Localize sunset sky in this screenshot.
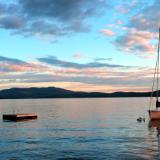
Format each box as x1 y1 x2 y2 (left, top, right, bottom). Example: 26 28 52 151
0 0 160 92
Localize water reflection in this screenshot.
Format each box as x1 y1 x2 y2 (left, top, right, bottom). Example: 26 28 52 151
1 98 160 159
149 120 160 136
148 119 160 159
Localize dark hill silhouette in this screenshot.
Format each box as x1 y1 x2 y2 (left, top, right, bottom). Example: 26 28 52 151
0 87 153 99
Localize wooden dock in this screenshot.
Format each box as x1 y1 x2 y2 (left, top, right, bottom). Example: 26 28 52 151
3 113 38 121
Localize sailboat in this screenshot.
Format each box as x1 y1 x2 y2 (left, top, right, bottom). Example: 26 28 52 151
148 28 160 120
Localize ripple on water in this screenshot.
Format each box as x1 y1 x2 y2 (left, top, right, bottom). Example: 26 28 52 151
0 98 160 159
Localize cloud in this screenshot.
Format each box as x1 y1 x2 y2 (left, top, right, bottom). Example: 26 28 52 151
0 55 132 77
0 55 154 92
0 56 138 78
111 0 159 57
0 15 24 29
0 2 6 15
0 68 153 92
0 56 27 65
100 29 115 36
114 28 155 56
72 53 83 60
114 0 138 15
0 56 48 73
94 58 112 61
115 5 129 14
98 0 158 57
0 0 106 38
128 0 160 32
37 56 132 69
116 20 123 25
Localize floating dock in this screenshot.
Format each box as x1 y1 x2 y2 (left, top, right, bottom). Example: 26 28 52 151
3 113 38 122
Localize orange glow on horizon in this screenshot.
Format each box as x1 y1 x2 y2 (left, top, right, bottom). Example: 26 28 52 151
0 81 151 93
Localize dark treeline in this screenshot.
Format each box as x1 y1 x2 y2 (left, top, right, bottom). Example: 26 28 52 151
0 87 154 99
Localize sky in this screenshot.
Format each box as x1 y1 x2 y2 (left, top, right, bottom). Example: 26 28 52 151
0 0 160 92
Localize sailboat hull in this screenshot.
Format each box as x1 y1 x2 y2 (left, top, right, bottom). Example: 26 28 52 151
148 110 160 120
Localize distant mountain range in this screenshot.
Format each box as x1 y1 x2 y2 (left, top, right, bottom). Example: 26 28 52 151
0 87 154 99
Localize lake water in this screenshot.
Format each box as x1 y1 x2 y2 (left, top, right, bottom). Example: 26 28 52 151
0 98 160 160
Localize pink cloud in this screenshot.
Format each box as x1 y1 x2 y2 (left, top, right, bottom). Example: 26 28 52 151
100 29 115 36
0 55 155 92
0 62 49 73
114 28 156 57
113 0 160 58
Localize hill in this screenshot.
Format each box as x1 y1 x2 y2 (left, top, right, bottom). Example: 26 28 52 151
0 87 153 99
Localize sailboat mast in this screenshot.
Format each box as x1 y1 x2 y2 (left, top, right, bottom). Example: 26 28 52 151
156 28 160 100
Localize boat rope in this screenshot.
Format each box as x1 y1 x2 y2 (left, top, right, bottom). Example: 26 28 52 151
149 28 160 110
149 56 158 109
156 28 160 101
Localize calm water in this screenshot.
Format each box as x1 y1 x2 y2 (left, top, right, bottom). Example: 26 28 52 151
0 98 160 160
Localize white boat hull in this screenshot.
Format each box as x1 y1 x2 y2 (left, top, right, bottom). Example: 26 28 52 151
148 110 160 120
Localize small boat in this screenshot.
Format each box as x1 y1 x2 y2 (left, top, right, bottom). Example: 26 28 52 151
148 28 160 120
3 113 38 122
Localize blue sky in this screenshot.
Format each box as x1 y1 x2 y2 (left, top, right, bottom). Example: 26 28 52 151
0 0 159 92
